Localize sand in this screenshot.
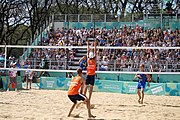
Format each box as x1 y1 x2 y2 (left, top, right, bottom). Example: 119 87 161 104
0 89 180 120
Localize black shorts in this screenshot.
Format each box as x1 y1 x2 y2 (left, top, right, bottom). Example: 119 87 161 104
86 75 95 86
68 94 86 104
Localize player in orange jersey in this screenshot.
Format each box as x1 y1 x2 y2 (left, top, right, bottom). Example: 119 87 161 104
67 68 95 118
84 40 97 105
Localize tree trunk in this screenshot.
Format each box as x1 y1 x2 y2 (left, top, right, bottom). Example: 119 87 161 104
120 0 128 19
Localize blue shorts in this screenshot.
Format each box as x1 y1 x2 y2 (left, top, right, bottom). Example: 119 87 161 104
137 82 146 89
82 67 86 71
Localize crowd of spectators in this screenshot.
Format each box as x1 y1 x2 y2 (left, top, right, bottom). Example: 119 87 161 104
26 25 179 72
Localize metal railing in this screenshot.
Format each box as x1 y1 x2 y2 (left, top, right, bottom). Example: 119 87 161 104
1 59 179 72
53 14 144 22
53 13 179 22
53 13 180 30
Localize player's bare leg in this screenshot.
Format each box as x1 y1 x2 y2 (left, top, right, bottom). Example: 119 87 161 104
89 85 95 109
89 85 93 101
7 83 11 91
84 98 96 118
84 85 88 96
30 81 32 89
67 103 76 117
137 89 141 103
140 89 144 104
76 101 84 109
26 80 28 89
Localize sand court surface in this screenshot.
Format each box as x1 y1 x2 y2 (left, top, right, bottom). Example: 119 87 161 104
0 89 180 120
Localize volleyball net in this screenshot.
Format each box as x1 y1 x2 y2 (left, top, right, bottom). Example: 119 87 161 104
0 45 180 83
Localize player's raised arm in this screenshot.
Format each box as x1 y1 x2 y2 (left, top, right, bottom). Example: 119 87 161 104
94 40 97 58
87 40 90 58
134 74 138 79
80 77 85 94
146 74 151 87
78 56 84 64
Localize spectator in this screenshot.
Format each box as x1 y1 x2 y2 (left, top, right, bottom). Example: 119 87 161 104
16 60 21 76
7 62 18 92
26 26 179 72
100 56 109 71
25 65 34 89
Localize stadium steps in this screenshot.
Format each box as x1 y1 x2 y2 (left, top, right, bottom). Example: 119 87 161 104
68 66 79 70
69 38 94 70
73 56 83 61
68 37 95 70
69 48 87 70
75 52 87 57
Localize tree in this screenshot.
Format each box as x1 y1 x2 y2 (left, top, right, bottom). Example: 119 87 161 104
166 1 173 13
0 0 54 58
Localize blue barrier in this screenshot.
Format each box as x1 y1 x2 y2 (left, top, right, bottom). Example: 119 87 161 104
1 76 22 90
40 77 180 96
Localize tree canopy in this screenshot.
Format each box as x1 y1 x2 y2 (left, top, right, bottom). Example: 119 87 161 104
0 0 179 57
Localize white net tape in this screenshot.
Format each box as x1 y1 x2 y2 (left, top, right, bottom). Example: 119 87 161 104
0 45 180 49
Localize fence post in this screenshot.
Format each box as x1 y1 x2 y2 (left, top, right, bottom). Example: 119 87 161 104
34 58 36 69
65 14 67 22
114 60 116 71
78 14 80 22
65 59 67 71
4 44 7 69
52 14 54 28
160 13 163 29
91 14 93 22
132 14 134 22
104 14 106 22
49 59 51 69
146 13 148 22
176 13 177 20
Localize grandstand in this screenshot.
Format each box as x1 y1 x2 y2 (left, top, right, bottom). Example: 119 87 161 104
1 2 180 120
18 18 180 72
0 13 179 73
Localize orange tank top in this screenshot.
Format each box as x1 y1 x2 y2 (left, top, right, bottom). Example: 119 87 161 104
68 76 81 95
87 59 96 75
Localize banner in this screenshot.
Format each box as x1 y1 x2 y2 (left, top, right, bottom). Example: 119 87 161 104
37 73 180 83
165 83 180 96
122 82 137 94
40 77 70 90
145 83 165 95
122 82 166 95
39 77 179 96
1 76 22 90
94 80 122 93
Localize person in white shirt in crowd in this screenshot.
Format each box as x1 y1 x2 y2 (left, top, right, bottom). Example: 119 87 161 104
25 65 34 89
100 56 109 71
7 62 18 92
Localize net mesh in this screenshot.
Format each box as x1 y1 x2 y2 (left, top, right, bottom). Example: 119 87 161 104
0 45 179 74
0 45 179 84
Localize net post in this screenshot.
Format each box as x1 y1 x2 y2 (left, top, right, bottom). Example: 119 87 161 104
4 44 7 69
114 60 116 71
